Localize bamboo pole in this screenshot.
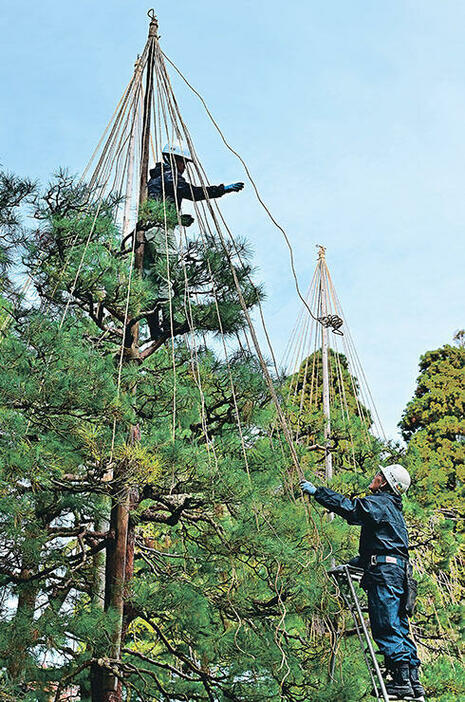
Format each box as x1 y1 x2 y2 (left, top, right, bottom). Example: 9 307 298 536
318 246 333 482
101 15 158 702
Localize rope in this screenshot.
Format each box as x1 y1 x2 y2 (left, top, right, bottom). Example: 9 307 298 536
153 63 178 441
161 50 343 338
157 55 283 384
16 49 148 447
142 59 320 630
145 57 220 468
153 51 256 487
154 54 303 478
59 77 145 329
281 246 385 482
110 79 143 460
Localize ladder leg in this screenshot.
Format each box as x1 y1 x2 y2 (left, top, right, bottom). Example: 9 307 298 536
329 630 339 681
341 589 382 697
343 566 390 702
331 571 381 697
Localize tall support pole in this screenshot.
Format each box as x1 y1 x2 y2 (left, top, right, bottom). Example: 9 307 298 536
318 246 333 483
121 58 142 238
122 12 158 618
136 14 157 258
93 59 143 625
101 16 158 702
128 12 157 357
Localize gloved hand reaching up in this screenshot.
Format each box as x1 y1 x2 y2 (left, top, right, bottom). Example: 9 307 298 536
300 479 316 496
224 182 244 193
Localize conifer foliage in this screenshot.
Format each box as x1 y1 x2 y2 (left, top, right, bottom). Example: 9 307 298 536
0 169 360 702
400 342 465 515
399 342 465 699
2 165 465 701
286 349 379 477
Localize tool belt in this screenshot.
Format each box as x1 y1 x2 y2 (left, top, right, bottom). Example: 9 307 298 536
369 554 407 567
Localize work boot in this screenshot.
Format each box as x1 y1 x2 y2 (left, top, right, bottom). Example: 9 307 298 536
386 663 414 699
409 665 426 700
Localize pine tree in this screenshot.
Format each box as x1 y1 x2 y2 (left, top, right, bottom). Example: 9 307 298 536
285 348 383 491
5 164 465 700
0 169 368 701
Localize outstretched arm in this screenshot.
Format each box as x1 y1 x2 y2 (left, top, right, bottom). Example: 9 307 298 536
314 487 369 525
300 479 376 526
179 179 244 202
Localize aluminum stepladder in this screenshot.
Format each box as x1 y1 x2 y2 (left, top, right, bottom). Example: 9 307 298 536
329 564 390 702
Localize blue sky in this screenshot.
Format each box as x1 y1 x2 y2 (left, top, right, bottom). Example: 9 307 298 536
1 1 464 439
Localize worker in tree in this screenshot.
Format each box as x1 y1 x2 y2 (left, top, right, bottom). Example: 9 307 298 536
147 141 244 216
300 465 425 701
141 141 244 340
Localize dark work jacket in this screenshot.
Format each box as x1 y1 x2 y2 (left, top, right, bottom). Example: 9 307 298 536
147 163 225 208
314 487 409 567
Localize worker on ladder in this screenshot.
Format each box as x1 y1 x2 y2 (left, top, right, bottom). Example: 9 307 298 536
300 465 425 701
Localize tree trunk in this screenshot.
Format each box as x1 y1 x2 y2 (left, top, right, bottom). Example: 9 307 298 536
7 563 39 680
100 471 130 702
115 486 139 700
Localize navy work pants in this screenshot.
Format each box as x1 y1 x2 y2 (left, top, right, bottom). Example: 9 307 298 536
362 563 421 667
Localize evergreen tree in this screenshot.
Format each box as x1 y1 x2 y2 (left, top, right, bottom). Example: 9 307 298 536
4 165 464 700
399 341 465 699
0 169 365 701
400 342 465 517
285 349 382 492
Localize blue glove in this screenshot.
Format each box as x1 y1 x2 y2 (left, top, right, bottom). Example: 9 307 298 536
224 182 244 193
300 479 316 496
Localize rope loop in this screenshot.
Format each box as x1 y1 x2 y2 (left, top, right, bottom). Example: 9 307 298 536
147 9 159 38
317 314 344 335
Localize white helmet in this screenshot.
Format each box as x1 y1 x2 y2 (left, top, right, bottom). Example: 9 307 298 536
380 464 411 495
162 140 192 162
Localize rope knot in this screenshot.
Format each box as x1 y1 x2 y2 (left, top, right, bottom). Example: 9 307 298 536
317 314 344 335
